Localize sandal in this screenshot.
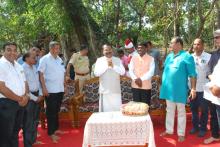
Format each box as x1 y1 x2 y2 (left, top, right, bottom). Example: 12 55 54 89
204 137 220 144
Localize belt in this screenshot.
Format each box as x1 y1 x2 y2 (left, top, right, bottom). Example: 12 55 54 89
31 91 39 97
75 72 90 76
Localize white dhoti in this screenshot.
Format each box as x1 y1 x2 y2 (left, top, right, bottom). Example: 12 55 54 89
99 93 122 112
94 56 126 112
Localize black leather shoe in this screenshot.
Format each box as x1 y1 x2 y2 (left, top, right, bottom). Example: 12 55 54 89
197 130 206 137
189 128 198 134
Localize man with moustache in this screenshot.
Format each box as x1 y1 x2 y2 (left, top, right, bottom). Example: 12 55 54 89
189 38 210 137
94 44 125 112
0 42 29 147
66 45 90 92
38 41 65 143
160 37 197 142
129 42 155 106
22 52 44 146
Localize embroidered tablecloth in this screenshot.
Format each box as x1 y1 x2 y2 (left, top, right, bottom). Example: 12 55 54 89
82 111 156 147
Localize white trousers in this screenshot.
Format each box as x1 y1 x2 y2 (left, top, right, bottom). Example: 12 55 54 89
165 100 186 136
99 93 122 112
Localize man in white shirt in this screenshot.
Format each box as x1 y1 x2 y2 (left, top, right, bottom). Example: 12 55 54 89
203 59 220 144
203 30 220 144
22 52 44 146
38 41 65 143
0 42 29 147
94 44 125 112
189 38 211 137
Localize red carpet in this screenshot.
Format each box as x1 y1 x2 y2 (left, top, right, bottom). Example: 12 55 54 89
19 115 220 147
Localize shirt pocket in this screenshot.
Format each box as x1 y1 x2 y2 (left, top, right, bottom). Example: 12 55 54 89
170 61 181 68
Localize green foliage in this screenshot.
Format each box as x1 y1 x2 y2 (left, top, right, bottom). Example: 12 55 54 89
0 0 219 53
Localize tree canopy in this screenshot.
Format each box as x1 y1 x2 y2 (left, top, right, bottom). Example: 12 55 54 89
0 0 219 58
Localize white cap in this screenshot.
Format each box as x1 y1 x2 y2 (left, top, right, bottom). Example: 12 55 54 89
214 29 220 37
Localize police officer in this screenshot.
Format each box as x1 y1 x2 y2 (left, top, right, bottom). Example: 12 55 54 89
66 45 90 92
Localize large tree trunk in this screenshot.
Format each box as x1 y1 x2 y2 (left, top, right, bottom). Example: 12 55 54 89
195 0 217 38
186 0 193 44
173 0 180 37
60 31 80 60
216 2 220 29
115 0 120 46
57 0 106 60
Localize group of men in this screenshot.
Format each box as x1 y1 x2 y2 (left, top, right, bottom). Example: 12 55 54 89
0 41 66 146
90 31 220 145
0 38 160 146
1 28 220 147
160 30 220 144
93 42 160 111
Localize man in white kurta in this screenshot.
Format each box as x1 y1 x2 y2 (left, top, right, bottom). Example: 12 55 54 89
94 44 125 112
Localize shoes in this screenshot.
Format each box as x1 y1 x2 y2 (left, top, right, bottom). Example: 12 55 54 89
50 134 60 143
160 131 173 137
197 131 206 137
178 136 185 142
55 130 66 135
189 128 198 134
204 137 220 144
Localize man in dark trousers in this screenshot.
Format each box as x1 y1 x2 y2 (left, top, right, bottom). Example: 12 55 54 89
38 41 66 143
0 42 29 147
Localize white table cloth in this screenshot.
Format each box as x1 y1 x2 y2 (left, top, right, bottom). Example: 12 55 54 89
82 111 156 147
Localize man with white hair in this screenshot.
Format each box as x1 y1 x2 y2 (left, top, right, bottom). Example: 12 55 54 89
38 41 65 143
203 29 220 144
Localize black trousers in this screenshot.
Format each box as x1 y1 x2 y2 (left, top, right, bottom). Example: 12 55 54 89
22 100 40 147
0 98 23 147
208 100 220 138
45 92 64 135
132 88 151 105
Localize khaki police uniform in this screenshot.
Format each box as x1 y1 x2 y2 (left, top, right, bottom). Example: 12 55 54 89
69 52 90 92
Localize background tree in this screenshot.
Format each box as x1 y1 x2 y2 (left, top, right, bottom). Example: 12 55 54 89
0 0 219 62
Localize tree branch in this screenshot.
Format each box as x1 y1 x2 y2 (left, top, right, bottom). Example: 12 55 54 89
204 0 217 20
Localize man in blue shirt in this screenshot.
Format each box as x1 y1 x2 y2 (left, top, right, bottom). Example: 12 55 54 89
22 52 44 146
38 41 65 143
17 47 41 67
160 37 197 142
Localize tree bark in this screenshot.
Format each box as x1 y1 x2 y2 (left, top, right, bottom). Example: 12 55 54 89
127 0 148 42
57 0 106 59
195 0 217 38
216 2 220 29
115 0 120 46
173 0 180 37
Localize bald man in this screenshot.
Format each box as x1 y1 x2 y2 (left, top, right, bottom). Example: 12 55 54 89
94 44 125 112
189 38 211 137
